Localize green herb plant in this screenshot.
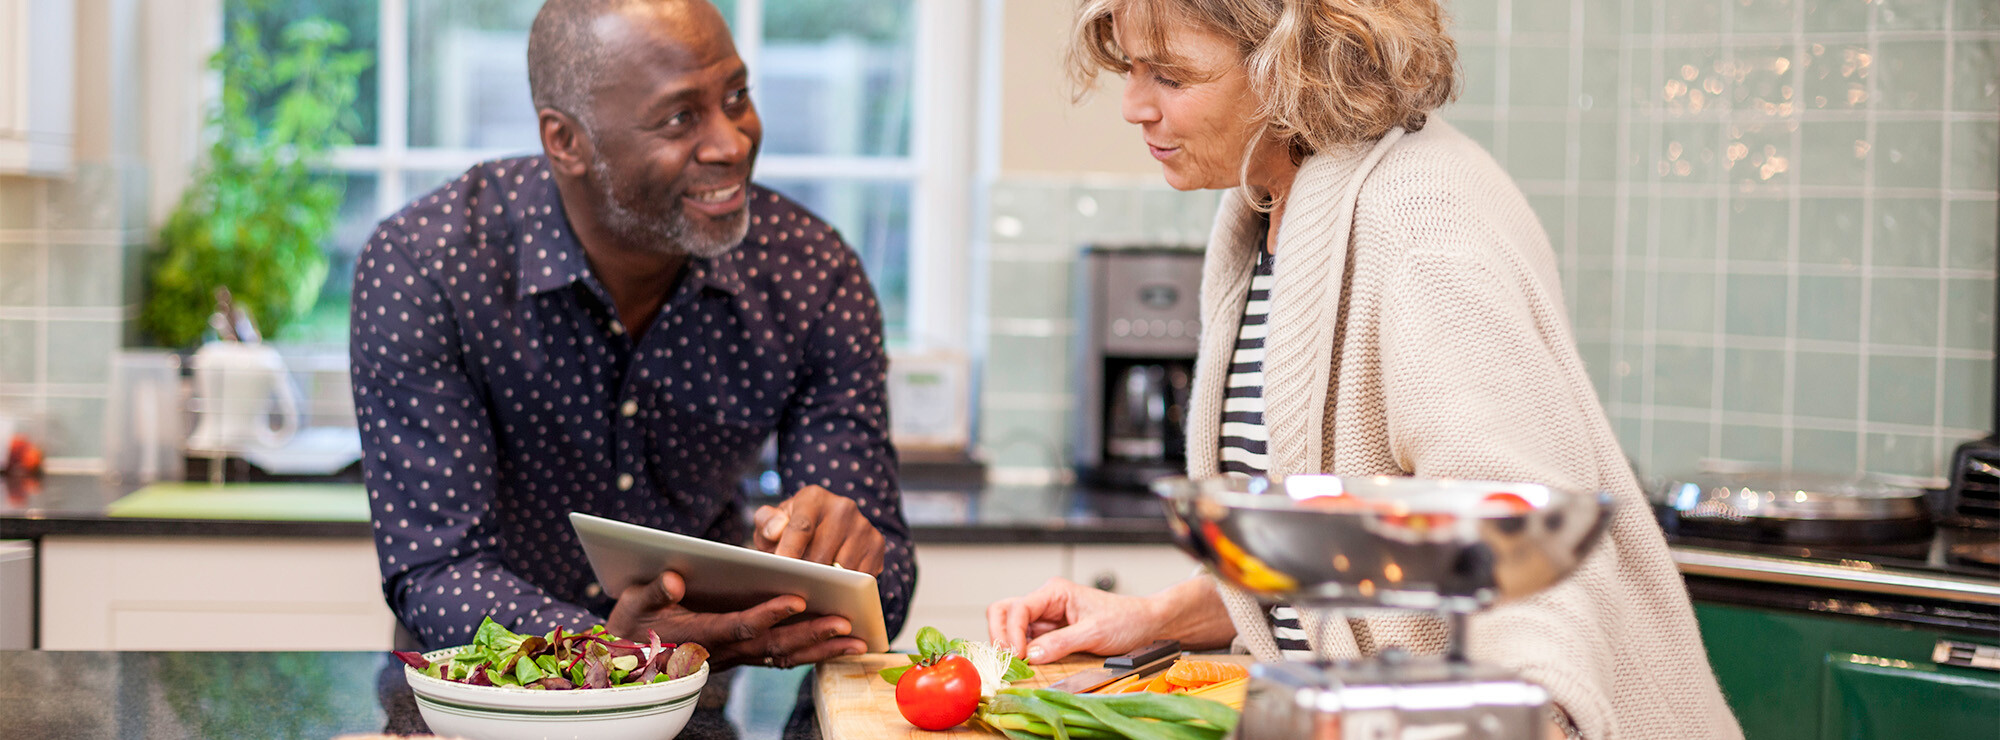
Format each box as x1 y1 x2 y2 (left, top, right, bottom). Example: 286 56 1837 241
142 10 371 347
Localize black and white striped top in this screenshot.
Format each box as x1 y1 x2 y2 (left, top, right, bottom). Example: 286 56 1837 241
1217 246 1315 661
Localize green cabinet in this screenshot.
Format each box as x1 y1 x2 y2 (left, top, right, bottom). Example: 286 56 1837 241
1693 602 2000 740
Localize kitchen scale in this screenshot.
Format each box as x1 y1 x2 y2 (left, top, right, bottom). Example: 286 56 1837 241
1153 475 1615 740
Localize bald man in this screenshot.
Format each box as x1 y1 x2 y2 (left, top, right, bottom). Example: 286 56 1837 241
350 0 913 669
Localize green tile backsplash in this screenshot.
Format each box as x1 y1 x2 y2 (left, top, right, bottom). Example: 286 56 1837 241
970 0 1995 482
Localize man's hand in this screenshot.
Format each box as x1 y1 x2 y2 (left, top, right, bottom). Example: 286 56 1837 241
607 571 865 669
752 485 887 575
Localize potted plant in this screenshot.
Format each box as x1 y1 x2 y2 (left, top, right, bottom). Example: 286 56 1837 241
142 11 371 347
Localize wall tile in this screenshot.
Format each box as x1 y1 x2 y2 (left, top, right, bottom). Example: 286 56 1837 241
1584 0 1624 36
1514 0 1572 34
1727 197 1791 263
1653 343 1716 408
1734 0 1798 34
1071 186 1142 245
1953 40 2000 113
46 164 122 232
43 396 107 459
1870 198 1943 268
1868 276 1941 347
986 258 1074 321
1618 342 1647 403
1875 41 1948 110
1731 46 1797 114
1867 354 1937 425
44 321 118 386
1509 122 1574 182
1580 121 1619 181
1510 47 1575 109
1876 0 1947 31
1529 195 1568 250
1802 0 1871 33
1723 347 1787 414
1943 277 1995 352
1581 49 1619 111
1798 121 1869 186
988 181 1071 246
1577 194 1618 254
1628 0 1658 34
1794 350 1860 420
48 244 124 308
1447 0 1499 33
1792 427 1859 474
1956 0 2000 30
1656 271 1718 333
1579 340 1615 400
1623 271 1650 335
1946 199 1998 271
1650 419 1714 477
1720 423 1785 466
1658 43 1724 109
0 244 42 307
983 333 1072 396
1727 273 1790 336
1459 43 1500 107
1658 121 1722 183
977 405 1071 470
1941 358 1993 431
1658 196 1720 258
1803 42 1871 110
1727 122 1797 188
1452 117 1498 153
1950 122 2000 191
1874 122 1945 190
0 179 40 230
1796 275 1863 342
1798 198 1865 267
1574 266 1617 333
0 320 35 383
1663 0 1724 34
1866 432 1936 477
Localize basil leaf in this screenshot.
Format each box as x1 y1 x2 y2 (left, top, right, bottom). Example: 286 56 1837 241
879 663 912 685
915 626 948 659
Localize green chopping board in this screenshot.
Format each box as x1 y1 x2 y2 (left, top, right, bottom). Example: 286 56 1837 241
105 482 368 521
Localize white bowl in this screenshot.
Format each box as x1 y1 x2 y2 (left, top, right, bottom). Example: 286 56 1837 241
405 646 709 740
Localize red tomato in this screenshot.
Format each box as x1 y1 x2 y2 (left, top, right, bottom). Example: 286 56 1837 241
894 654 982 730
1482 492 1534 513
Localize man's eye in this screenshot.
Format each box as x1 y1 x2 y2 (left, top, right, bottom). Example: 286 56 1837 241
726 87 751 106
665 111 691 127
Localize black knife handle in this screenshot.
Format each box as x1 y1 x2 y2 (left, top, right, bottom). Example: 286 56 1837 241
1104 639 1181 669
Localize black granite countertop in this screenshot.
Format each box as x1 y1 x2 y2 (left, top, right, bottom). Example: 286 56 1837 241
0 650 820 739
0 474 1178 544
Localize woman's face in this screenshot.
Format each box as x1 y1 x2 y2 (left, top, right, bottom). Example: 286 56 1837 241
1113 13 1282 192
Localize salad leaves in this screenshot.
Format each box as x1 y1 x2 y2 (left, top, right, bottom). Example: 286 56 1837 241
880 626 1034 696
393 617 707 690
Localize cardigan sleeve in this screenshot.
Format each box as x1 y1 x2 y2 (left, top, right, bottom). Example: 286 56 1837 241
1372 240 1629 739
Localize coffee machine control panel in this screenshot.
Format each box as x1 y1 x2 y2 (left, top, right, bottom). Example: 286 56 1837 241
1094 250 1203 357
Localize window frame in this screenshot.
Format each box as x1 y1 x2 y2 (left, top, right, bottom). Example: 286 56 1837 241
322 0 974 348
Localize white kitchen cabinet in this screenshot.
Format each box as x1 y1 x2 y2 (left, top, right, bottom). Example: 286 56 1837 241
38 535 395 651
0 0 74 176
898 543 1191 652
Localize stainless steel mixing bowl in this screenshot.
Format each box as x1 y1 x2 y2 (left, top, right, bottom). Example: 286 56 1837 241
1151 475 1614 613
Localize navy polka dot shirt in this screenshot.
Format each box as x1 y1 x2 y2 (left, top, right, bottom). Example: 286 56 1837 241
349 155 913 650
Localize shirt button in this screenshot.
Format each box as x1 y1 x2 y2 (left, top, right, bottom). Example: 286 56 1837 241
583 582 602 598
617 473 634 491
621 400 638 417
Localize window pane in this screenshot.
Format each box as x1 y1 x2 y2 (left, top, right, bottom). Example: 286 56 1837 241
223 0 381 146
406 1 540 151
282 172 379 344
758 0 915 157
758 178 911 342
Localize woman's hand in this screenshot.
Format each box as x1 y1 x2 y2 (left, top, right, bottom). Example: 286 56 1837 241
986 577 1166 664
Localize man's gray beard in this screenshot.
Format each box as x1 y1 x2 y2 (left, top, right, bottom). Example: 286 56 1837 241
590 158 749 260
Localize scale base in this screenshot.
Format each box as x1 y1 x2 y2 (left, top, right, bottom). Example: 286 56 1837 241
1237 655 1551 740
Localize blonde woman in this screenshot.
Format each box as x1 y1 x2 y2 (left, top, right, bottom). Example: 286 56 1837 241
984 1 1741 738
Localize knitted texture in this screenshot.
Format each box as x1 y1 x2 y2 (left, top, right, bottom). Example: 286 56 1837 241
1186 120 1742 740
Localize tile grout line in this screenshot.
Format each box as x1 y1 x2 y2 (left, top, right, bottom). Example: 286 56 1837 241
1639 0 1668 473
1709 1 1737 465
1782 0 1808 470
1605 0 1636 431
1931 0 1958 478
1853 1 1881 476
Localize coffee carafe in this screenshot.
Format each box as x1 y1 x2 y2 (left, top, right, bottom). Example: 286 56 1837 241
1076 248 1202 489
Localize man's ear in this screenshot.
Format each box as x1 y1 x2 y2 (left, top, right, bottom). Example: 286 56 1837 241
540 108 594 178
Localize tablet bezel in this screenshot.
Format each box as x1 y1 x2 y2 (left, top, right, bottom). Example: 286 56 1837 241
568 512 890 652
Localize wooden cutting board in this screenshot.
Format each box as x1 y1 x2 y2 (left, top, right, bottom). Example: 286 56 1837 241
813 653 1252 739
815 653 1100 739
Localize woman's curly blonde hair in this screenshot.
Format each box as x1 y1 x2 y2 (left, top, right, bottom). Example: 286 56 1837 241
1067 0 1459 159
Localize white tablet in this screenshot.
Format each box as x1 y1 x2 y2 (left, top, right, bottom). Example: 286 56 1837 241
568 512 890 652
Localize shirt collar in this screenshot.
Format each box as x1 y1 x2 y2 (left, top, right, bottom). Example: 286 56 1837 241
509 157 751 300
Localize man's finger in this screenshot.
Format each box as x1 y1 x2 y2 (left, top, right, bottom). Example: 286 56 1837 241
833 536 885 576
731 594 807 639
617 570 687 613
802 513 849 565
774 635 869 667
752 506 787 551
773 509 816 560
757 616 853 660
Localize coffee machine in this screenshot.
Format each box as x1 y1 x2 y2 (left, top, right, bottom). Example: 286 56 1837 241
1074 247 1204 489
1153 475 1614 739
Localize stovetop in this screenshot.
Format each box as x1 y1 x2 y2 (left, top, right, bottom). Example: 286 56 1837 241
1657 508 2000 581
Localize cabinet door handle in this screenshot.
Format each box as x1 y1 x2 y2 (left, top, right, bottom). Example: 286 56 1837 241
1933 640 2000 672
1092 572 1118 592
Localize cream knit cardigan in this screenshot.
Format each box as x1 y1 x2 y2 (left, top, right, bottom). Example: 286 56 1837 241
1186 121 1742 740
